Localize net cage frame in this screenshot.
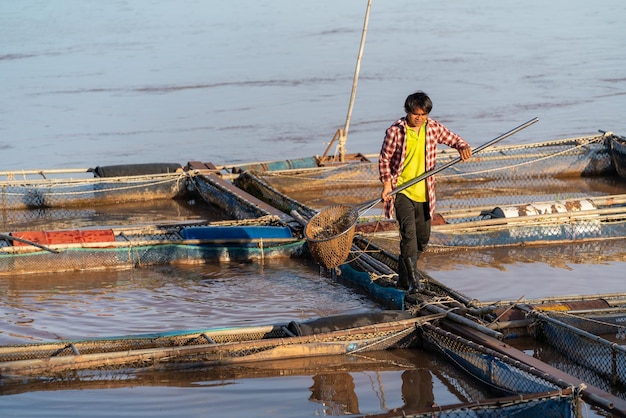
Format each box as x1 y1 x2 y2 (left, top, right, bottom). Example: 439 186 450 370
258 133 614 215
528 309 626 389
412 322 587 416
364 388 580 418
0 317 428 377
0 171 190 210
0 317 592 416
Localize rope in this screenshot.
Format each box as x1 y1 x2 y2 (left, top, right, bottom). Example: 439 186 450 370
260 136 602 184
349 326 415 353
342 219 401 267
441 136 603 179
367 272 396 282
343 237 377 266
260 162 378 182
263 175 378 185
544 309 626 336
0 172 188 197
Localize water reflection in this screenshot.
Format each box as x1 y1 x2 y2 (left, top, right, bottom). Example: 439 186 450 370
425 238 626 271
400 369 435 411
0 349 493 417
307 368 437 415
422 239 626 302
309 372 359 415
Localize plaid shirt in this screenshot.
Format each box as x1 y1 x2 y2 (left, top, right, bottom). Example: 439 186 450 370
378 117 470 219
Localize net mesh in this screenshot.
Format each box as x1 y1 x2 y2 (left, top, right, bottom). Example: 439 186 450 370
376 390 579 418
0 216 294 275
426 216 625 250
249 134 626 251
0 321 421 375
420 323 561 395
0 311 588 416
401 323 584 417
257 134 615 214
0 172 188 210
304 204 358 268
0 326 285 362
530 310 626 389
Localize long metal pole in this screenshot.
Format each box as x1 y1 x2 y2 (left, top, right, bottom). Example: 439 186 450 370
338 0 372 162
390 117 540 195
357 117 540 215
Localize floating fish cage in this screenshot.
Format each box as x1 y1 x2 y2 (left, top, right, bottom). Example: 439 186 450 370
410 323 585 418
0 217 302 275
252 134 617 210
0 312 586 417
0 313 425 377
234 133 626 253
526 307 626 390
0 164 188 210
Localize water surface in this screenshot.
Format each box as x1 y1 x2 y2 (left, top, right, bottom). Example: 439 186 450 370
1 0 625 416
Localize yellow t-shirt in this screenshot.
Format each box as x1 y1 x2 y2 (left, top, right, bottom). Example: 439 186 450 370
397 123 427 202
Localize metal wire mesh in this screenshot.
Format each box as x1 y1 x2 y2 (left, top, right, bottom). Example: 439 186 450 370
379 390 579 418
305 204 358 268
0 323 420 376
258 134 613 213
420 323 562 395
0 173 188 210
428 218 611 248
531 310 626 388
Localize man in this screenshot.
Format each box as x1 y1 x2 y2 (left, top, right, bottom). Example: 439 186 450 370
379 91 472 293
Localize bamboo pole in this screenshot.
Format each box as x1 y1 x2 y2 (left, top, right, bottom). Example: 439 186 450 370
0 237 302 255
434 206 626 233
0 168 90 178
338 0 372 162
0 314 444 376
474 292 626 308
437 194 626 221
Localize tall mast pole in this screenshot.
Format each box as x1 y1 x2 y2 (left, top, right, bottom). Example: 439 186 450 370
338 0 372 162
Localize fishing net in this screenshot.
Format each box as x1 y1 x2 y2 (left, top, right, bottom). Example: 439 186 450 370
255 134 614 214
304 204 359 268
529 309 626 388
0 172 189 210
0 216 295 276
0 317 424 377
365 389 580 418
406 322 585 417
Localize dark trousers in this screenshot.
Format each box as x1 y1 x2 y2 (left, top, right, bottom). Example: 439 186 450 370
394 193 431 260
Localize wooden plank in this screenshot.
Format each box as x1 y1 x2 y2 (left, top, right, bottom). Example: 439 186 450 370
199 172 296 224
186 161 220 174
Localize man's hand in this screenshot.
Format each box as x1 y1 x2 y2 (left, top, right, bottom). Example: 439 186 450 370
458 146 472 161
381 182 393 202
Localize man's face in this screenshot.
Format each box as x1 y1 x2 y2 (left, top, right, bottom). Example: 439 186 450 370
406 108 428 128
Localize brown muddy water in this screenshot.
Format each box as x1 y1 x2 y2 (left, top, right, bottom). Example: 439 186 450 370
1 256 622 418
2 0 626 416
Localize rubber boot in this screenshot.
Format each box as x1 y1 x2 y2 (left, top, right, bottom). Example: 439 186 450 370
404 256 423 294
396 258 410 290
